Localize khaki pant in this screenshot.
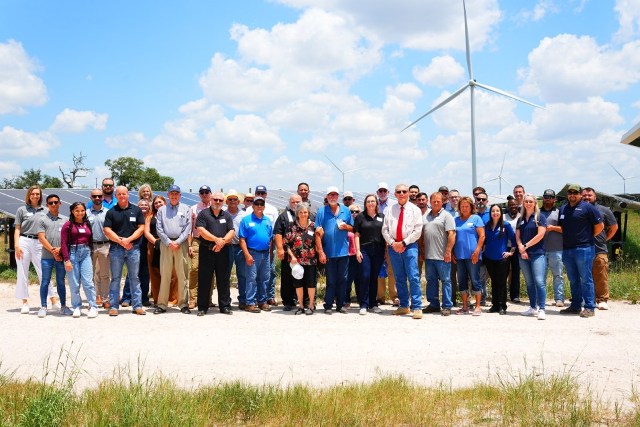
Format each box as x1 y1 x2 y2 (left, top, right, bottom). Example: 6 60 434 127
188 239 216 307
377 247 397 302
148 241 178 305
92 242 111 300
158 241 189 309
593 253 609 303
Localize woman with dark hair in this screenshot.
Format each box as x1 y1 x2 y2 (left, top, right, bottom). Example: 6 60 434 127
284 202 317 315
483 204 515 315
145 195 178 305
354 194 385 315
453 196 485 316
61 202 98 318
14 185 58 313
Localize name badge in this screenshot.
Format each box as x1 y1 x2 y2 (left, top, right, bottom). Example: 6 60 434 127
178 212 184 217
307 230 314 236
467 222 474 227
219 219 226 224
130 217 136 222
376 217 383 222
560 215 565 219
58 227 62 232
249 222 256 227
79 228 86 233
26 212 33 217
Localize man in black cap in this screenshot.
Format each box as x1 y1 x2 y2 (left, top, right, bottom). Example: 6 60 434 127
189 184 213 309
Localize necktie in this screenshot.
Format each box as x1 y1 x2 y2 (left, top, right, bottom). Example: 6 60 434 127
396 205 404 242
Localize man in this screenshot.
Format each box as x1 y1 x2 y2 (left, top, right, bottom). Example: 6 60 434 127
37 194 72 317
195 191 235 316
376 182 397 305
416 192 429 281
558 184 604 318
88 188 111 308
382 184 424 319
103 186 146 316
315 186 354 314
342 191 355 207
154 185 191 315
88 178 117 209
242 192 254 211
408 185 420 204
274 194 302 310
297 182 316 218
422 192 456 316
239 196 273 312
540 189 565 307
188 185 212 309
225 190 247 309
513 185 525 210
447 189 460 216
582 187 618 310
503 198 521 302
473 190 490 306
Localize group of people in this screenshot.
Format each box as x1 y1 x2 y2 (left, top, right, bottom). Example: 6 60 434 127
12 178 617 320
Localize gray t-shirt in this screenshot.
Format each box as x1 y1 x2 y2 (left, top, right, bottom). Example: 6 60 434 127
423 208 456 260
37 212 68 259
88 205 108 242
15 205 45 235
540 208 563 252
594 204 617 254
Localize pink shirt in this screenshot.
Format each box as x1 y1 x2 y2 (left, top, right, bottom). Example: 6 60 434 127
61 221 93 261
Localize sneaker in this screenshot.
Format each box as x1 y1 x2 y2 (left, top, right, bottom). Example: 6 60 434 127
338 307 348 314
72 307 81 318
371 306 382 314
560 306 581 315
597 301 609 310
51 302 61 311
441 308 451 316
37 307 47 318
20 304 30 314
555 300 565 307
412 309 423 319
521 307 538 317
359 308 367 315
87 307 98 318
108 308 119 316
511 297 521 303
392 307 410 316
60 306 73 316
537 309 546 320
324 308 333 315
422 305 441 314
121 301 130 308
259 303 271 312
580 309 595 318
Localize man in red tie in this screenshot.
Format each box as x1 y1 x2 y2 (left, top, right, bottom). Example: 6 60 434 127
382 184 424 319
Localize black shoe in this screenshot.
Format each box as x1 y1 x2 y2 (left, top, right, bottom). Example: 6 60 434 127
180 307 191 314
153 307 166 314
283 305 293 312
220 307 232 315
560 306 581 315
142 300 151 307
489 305 501 313
422 305 441 313
197 310 206 316
499 309 506 315
295 307 305 315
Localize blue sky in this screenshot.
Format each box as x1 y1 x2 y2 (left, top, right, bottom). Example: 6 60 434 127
1 0 639 197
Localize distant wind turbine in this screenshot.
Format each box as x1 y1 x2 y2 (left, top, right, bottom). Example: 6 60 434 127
485 152 511 194
324 154 365 193
609 163 637 194
402 0 544 189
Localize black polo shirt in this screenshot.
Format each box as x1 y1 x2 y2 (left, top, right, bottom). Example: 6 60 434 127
558 200 602 249
196 207 234 241
273 208 295 236
104 202 145 243
353 212 385 248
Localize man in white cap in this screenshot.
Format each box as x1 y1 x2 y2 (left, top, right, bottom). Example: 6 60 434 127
225 189 248 309
342 191 355 207
188 184 212 309
376 182 398 305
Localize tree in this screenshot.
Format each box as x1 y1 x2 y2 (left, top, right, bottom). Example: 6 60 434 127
0 168 63 189
104 156 174 190
59 152 93 188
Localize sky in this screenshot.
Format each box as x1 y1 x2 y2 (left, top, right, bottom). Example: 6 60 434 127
1 0 640 197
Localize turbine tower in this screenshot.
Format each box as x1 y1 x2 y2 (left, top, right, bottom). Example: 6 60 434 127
324 154 365 193
486 152 511 194
402 0 544 188
609 163 637 194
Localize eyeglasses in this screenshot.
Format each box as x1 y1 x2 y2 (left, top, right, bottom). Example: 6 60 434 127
102 184 114 188
351 210 360 214
567 191 579 195
227 198 238 202
395 190 408 194
212 198 224 202
48 201 60 205
199 191 211 195
343 197 353 201
91 195 103 199
476 198 487 202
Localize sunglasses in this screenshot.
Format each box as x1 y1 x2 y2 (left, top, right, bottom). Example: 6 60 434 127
244 199 254 203
476 198 487 202
227 198 239 202
199 191 211 195
351 210 360 214
102 184 114 187
212 198 224 202
91 195 103 199
395 190 408 194
567 191 579 195
543 195 555 199
256 192 266 195
47 201 60 205
253 202 265 206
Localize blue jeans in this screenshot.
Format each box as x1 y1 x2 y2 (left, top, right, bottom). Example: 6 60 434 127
563 246 596 310
109 245 142 309
388 243 422 310
245 249 269 305
545 250 564 302
357 244 384 309
40 258 66 308
268 247 276 300
228 245 247 304
67 245 97 309
324 256 348 310
457 259 482 295
344 254 359 305
425 259 453 309
519 253 547 310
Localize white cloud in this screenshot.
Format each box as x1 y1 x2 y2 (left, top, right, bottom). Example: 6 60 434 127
50 108 108 133
105 132 146 149
514 1 559 23
614 0 640 42
413 55 465 87
0 161 21 179
0 126 59 157
0 40 47 115
519 34 640 103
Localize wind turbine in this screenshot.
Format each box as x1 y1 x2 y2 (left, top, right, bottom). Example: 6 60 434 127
485 152 511 194
402 0 544 189
609 163 637 194
324 154 365 193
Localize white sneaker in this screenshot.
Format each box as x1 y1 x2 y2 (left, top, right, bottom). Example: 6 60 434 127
597 301 609 310
359 308 367 315
521 307 538 316
72 307 81 318
537 309 546 320
372 306 382 314
37 307 47 318
87 307 98 318
20 304 30 314
50 301 61 311
555 300 564 307
60 306 73 316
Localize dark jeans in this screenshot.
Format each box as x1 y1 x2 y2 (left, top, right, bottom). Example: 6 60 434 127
344 254 359 305
279 257 296 307
508 251 521 300
324 256 348 310
485 258 509 309
40 258 66 308
198 245 230 312
121 238 149 305
357 244 384 309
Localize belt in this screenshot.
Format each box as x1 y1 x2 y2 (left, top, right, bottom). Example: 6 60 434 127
20 234 38 239
93 240 109 244
249 248 268 253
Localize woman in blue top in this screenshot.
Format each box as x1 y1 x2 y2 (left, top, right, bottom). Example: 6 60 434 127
483 204 515 315
453 196 485 316
516 194 548 320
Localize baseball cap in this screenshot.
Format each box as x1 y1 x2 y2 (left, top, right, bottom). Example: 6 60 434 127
199 185 211 193
255 185 267 193
543 189 556 198
377 182 389 191
343 191 354 199
439 186 449 192
167 185 181 193
567 184 581 193
326 186 340 195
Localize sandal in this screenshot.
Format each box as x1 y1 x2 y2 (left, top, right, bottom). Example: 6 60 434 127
472 309 482 316
304 307 314 315
392 298 400 307
456 308 470 315
295 307 305 315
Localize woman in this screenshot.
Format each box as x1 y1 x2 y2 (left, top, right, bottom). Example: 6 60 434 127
61 202 98 318
344 203 361 309
14 185 58 313
483 204 515 315
354 194 385 315
145 195 178 305
453 196 485 316
516 194 548 320
284 203 317 315
138 184 153 203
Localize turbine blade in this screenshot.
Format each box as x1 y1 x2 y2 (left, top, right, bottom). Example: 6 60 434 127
463 0 473 80
486 177 500 182
324 154 343 174
499 152 506 175
474 81 544 109
402 83 469 132
344 166 367 174
608 163 624 179
502 177 512 185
